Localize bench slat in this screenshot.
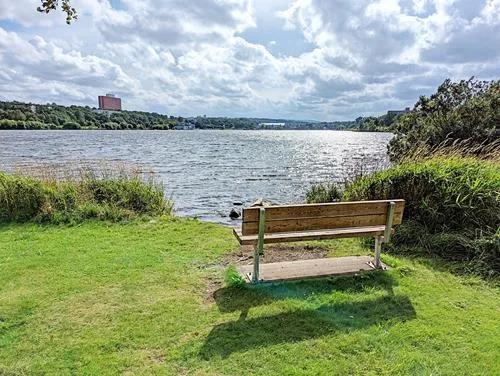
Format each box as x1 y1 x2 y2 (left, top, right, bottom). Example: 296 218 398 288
233 226 387 245
241 200 404 236
242 199 405 223
242 213 401 235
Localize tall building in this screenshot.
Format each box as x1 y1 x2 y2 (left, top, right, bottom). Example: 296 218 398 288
387 107 410 116
98 94 121 111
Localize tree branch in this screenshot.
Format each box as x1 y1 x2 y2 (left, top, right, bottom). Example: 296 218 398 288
37 0 78 24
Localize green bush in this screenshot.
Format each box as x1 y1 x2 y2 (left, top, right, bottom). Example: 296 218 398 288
83 178 168 215
0 170 173 224
62 121 81 130
306 158 499 277
344 158 499 277
0 119 18 129
0 174 47 221
104 121 121 130
344 158 499 232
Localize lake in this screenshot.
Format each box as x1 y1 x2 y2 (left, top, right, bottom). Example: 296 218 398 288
0 130 393 223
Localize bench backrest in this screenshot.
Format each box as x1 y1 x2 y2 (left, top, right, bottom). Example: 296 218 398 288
241 199 405 235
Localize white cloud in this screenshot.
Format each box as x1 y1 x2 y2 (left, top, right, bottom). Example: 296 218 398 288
274 0 500 117
98 0 255 48
0 0 498 119
0 27 138 104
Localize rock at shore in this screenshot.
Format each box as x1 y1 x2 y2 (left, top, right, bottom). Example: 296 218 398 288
229 209 240 220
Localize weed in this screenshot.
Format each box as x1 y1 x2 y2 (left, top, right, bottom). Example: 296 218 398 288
225 265 246 288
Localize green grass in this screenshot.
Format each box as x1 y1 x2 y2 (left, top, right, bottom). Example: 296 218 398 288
1 220 499 375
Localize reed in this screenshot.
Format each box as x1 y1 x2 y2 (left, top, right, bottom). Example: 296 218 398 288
0 162 173 223
398 138 500 164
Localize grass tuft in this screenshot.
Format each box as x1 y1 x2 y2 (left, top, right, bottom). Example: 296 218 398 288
224 265 247 288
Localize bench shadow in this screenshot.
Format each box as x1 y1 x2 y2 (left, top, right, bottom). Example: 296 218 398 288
214 271 396 316
200 273 415 359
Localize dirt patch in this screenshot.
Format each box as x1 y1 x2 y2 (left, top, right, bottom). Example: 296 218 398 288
203 275 222 304
203 244 331 303
223 244 330 265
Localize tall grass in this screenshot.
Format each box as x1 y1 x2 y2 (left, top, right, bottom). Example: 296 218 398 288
344 158 499 232
306 156 500 278
345 157 499 276
0 163 173 223
306 183 343 203
397 138 500 164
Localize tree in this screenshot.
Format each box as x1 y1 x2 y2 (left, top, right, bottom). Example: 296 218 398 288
388 78 500 162
37 0 77 24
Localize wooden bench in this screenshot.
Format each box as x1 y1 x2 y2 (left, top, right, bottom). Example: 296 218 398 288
233 199 405 283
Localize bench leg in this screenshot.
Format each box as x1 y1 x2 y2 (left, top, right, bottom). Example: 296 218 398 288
374 235 382 268
252 207 266 283
252 243 260 283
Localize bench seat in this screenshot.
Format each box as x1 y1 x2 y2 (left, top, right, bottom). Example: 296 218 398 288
233 225 388 245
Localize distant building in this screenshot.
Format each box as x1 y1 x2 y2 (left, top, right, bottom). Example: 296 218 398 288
98 94 121 111
30 105 37 113
173 123 196 130
387 107 410 117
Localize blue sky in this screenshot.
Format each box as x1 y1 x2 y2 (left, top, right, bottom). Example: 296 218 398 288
0 0 499 120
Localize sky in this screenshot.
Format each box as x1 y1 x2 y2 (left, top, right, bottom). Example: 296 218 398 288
0 0 499 120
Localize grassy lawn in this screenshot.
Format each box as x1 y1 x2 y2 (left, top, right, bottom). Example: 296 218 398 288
0 219 498 375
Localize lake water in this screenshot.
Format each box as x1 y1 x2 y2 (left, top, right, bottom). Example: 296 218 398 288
0 130 392 223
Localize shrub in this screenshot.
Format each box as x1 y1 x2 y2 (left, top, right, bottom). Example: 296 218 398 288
104 121 121 130
0 166 173 224
343 158 499 233
0 174 47 222
306 157 499 277
0 119 19 129
306 183 343 203
83 178 168 215
343 158 500 277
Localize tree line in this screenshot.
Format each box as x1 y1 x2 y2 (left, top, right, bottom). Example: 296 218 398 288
0 101 358 130
0 102 183 130
1 78 497 140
